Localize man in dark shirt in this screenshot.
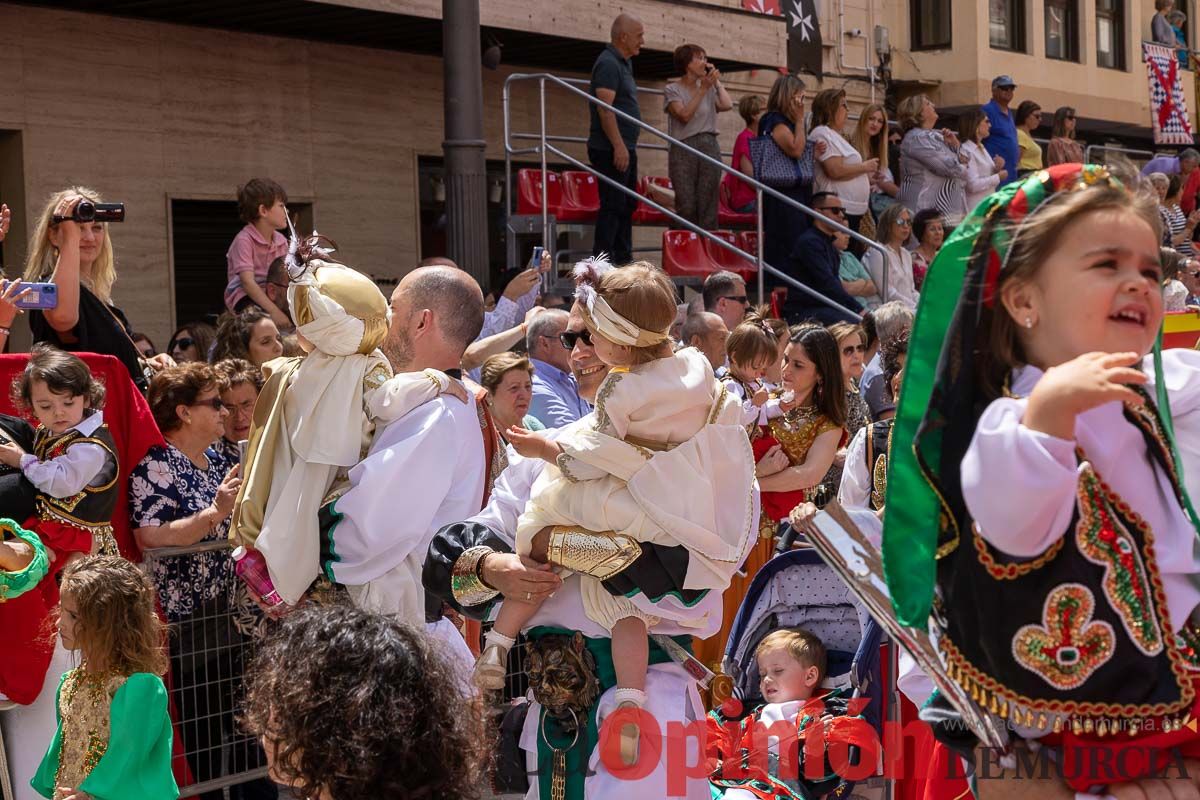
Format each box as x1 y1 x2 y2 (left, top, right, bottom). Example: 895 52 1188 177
782 192 861 325
589 13 644 265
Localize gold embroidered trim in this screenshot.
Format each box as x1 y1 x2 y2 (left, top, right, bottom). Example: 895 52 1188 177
591 369 626 436
973 521 1065 580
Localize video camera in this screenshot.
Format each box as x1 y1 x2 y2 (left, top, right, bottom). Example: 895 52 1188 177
51 200 125 224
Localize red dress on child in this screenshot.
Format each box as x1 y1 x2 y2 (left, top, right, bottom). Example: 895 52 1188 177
0 354 162 704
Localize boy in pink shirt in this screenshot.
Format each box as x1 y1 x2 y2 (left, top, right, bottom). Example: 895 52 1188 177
225 178 290 328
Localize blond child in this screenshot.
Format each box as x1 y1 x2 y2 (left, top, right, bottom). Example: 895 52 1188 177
32 555 177 799
479 258 758 762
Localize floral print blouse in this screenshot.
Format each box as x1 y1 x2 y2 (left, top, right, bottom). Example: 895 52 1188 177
129 443 233 621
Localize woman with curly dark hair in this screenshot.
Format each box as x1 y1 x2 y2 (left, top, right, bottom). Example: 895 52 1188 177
210 307 283 367
243 604 490 800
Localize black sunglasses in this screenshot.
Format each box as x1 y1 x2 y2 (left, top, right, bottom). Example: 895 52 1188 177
171 337 195 350
191 397 226 411
818 206 847 217
559 329 593 349
723 294 750 305
841 344 867 356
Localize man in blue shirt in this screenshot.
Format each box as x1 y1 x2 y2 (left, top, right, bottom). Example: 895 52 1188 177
526 309 591 428
982 75 1019 186
783 192 861 325
589 13 644 265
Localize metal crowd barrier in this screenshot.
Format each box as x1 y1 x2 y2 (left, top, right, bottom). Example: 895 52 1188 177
141 540 272 797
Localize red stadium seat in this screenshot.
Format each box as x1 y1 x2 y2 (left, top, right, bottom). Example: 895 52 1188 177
633 176 672 225
737 231 761 264
718 194 757 227
662 229 718 278
560 171 600 222
516 168 564 217
704 230 758 282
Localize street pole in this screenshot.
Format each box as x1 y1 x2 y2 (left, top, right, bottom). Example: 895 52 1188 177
442 0 489 289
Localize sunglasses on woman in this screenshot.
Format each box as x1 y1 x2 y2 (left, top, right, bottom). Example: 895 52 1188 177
559 329 593 350
171 338 195 350
842 344 867 356
191 397 226 411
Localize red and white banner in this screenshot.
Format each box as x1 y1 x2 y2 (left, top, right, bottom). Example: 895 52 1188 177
1143 42 1195 145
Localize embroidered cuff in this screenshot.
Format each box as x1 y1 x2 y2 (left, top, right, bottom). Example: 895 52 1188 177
0 521 50 603
556 452 582 483
18 453 37 472
451 545 500 608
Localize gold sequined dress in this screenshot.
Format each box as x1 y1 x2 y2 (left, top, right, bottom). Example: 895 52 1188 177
32 669 178 799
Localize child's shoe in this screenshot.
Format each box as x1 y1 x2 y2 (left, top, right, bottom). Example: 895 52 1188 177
473 630 516 690
613 687 647 766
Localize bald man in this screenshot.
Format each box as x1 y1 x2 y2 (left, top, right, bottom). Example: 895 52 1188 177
320 265 489 638
589 13 645 264
681 311 729 371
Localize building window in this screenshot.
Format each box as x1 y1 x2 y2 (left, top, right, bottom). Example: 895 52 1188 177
1096 0 1124 70
990 0 1026 51
1045 0 1079 60
911 0 952 50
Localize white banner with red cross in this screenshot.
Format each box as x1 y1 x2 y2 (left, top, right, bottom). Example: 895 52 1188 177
1144 42 1195 145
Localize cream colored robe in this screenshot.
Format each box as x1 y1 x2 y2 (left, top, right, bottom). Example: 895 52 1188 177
515 347 758 630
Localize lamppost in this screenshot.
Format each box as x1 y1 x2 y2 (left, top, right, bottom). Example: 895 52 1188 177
442 0 489 288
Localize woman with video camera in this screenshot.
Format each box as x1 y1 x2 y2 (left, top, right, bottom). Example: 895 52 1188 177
22 188 173 392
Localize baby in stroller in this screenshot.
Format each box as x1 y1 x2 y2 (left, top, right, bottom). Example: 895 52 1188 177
707 627 876 800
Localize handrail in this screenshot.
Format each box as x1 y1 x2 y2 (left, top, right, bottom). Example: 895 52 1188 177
1084 143 1156 164
503 72 886 318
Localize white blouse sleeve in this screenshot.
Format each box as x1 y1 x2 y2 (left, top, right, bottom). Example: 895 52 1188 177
837 427 873 512
961 397 1080 558
19 442 108 498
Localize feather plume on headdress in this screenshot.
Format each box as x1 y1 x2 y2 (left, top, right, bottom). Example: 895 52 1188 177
571 253 614 307
284 215 337 285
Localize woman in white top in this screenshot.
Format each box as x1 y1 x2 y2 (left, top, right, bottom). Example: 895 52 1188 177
863 203 919 309
958 107 1007 213
808 88 877 241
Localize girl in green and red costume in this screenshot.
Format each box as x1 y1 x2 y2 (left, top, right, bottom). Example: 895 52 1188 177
884 162 1200 793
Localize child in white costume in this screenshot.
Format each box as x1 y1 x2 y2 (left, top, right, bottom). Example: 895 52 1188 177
232 233 464 606
478 258 757 752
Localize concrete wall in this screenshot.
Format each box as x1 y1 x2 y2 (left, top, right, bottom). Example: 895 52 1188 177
0 1 886 344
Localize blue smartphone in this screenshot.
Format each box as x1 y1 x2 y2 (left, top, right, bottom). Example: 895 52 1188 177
530 246 545 269
14 282 58 310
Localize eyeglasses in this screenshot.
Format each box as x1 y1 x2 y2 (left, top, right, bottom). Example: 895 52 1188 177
818 206 847 217
191 397 226 412
559 329 594 350
723 295 750 305
896 218 912 227
171 338 195 350
842 344 867 356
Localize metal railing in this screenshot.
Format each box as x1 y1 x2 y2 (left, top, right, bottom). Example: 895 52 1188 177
1084 143 1157 165
142 540 272 796
503 72 891 318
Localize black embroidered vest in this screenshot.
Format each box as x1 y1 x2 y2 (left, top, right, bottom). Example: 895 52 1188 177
32 422 119 531
934 399 1200 733
865 419 892 513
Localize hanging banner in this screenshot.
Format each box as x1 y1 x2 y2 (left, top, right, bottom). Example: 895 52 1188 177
786 0 823 77
1144 41 1194 145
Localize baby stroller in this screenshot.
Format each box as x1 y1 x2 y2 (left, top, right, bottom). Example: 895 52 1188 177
719 546 890 800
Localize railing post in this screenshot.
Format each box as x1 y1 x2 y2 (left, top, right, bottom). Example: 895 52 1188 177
756 186 765 307
539 77 550 269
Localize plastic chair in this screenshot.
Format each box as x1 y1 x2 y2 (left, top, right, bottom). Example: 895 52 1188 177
632 176 672 225
560 171 600 222
516 168 563 217
718 194 757 228
704 230 758 283
662 229 718 278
